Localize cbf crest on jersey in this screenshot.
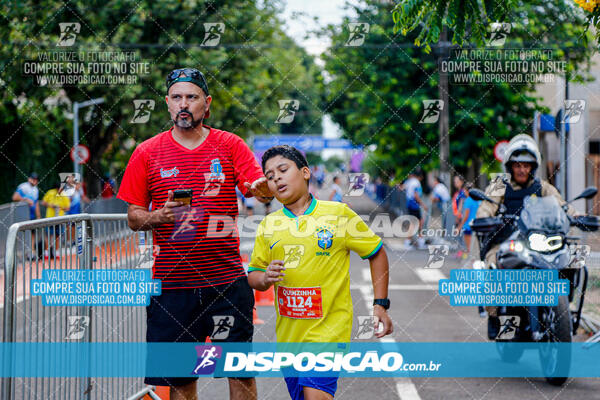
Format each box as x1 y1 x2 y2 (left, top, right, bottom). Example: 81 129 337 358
316 226 334 250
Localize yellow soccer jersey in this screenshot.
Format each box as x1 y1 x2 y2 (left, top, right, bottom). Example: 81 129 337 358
248 196 382 343
43 188 70 218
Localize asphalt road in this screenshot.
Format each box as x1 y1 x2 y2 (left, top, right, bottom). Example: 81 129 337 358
3 191 600 399
201 193 600 400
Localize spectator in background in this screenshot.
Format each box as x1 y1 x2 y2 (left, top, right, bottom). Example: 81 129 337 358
329 176 344 202
40 181 70 259
101 173 117 198
13 172 41 220
452 175 467 256
431 175 452 236
375 177 386 202
263 199 272 214
419 170 432 230
13 172 41 259
404 169 427 250
68 178 90 215
455 183 480 260
314 165 325 188
43 180 70 216
455 182 483 317
431 175 450 212
452 175 466 220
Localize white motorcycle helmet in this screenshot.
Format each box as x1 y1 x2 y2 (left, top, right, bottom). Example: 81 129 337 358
502 134 542 177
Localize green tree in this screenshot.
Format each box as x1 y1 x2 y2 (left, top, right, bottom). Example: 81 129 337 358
323 0 593 185
0 0 324 201
392 0 598 52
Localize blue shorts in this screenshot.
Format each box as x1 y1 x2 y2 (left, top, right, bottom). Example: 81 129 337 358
284 376 338 399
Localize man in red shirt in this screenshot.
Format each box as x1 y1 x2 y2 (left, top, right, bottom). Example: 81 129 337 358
118 68 272 400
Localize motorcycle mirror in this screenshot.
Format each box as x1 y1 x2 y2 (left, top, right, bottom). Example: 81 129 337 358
568 186 598 203
469 188 499 205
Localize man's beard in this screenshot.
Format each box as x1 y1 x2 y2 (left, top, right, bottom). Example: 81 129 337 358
174 110 202 129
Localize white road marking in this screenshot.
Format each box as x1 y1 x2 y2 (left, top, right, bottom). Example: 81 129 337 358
239 241 254 253
396 379 422 400
385 241 409 251
351 284 436 291
362 268 371 282
414 268 446 283
357 266 422 400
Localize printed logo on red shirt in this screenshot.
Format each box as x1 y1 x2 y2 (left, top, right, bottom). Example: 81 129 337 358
209 158 225 180
160 167 179 178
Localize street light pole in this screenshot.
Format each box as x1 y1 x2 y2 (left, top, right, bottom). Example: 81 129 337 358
72 98 104 178
438 29 451 189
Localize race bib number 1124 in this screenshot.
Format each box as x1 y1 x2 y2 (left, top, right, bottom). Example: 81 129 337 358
277 286 323 319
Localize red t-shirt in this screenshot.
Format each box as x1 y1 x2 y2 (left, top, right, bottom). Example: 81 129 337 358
117 126 264 289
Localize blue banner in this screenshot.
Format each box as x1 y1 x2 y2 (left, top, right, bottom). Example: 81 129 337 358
439 269 569 306
252 135 355 151
30 269 161 306
1 342 598 378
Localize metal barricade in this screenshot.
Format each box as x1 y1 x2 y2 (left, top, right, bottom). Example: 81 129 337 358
0 202 31 265
2 213 153 400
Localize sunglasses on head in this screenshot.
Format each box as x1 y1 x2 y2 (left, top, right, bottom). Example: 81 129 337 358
167 68 201 81
166 68 209 94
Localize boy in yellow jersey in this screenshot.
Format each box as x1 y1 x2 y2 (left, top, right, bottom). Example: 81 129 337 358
40 181 71 260
248 145 393 400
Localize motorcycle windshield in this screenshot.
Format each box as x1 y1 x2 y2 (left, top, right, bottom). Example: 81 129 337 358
520 195 569 234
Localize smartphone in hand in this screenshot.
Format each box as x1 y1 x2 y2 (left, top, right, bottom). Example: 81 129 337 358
173 189 193 206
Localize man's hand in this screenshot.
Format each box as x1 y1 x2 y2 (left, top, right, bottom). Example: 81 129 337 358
24 198 34 206
373 305 393 338
244 177 274 203
126 191 189 231
156 190 186 224
262 260 285 288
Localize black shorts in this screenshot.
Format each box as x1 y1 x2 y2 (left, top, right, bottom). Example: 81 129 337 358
144 277 254 386
408 207 421 220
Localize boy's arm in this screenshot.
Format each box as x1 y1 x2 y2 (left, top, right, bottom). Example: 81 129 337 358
369 246 389 300
247 270 266 291
247 220 281 290
369 247 393 338
248 260 285 291
343 203 393 338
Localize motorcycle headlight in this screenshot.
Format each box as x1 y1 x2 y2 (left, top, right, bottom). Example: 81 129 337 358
527 233 563 252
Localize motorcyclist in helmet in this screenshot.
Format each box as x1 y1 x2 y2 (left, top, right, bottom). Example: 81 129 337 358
475 134 576 339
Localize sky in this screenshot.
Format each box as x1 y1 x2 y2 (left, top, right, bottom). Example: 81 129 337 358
279 0 361 150
280 0 359 57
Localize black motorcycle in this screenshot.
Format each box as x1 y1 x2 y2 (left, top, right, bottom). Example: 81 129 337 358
469 187 599 386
